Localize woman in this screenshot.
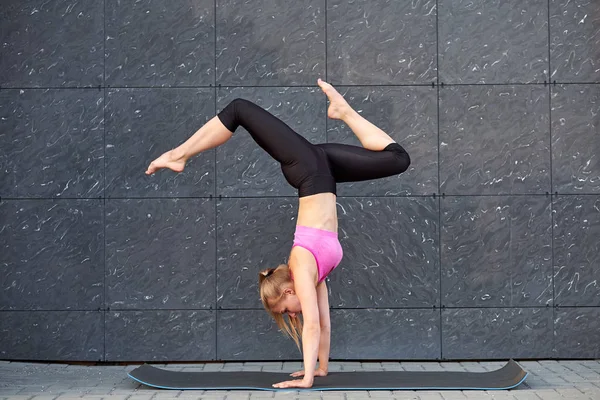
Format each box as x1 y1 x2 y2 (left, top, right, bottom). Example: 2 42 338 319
146 79 410 388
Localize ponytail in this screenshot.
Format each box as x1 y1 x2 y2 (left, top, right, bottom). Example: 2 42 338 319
258 264 303 351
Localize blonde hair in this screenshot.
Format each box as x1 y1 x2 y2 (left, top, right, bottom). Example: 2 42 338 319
258 264 303 351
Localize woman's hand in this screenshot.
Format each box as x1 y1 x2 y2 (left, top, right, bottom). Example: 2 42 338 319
290 368 327 378
272 377 314 389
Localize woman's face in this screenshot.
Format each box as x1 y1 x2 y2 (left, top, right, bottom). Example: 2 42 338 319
272 288 302 318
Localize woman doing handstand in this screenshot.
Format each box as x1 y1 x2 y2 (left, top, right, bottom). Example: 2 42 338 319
145 79 410 389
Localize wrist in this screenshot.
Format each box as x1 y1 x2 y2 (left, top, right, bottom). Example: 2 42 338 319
302 376 314 385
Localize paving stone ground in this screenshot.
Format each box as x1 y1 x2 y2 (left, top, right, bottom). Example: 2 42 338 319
1 360 599 400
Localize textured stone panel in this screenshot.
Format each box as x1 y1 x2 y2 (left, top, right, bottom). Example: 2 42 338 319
555 307 600 358
550 0 600 83
553 195 600 306
330 309 440 359
106 0 214 87
442 308 553 359
106 310 216 361
0 200 103 310
106 199 215 310
216 0 325 85
0 311 103 361
440 85 550 195
331 197 439 308
441 196 553 307
327 0 437 85
0 89 104 198
0 0 103 87
551 85 600 193
439 0 548 83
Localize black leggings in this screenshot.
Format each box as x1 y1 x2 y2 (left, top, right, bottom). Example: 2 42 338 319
217 98 411 197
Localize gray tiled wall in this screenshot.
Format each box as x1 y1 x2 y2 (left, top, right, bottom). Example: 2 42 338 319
1 0 598 362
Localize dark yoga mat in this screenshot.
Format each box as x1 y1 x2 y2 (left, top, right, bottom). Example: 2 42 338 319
128 359 527 391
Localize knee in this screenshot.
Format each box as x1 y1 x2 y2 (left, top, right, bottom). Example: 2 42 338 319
387 143 411 174
221 98 251 123
396 153 410 174
230 97 247 106
228 98 259 118
229 98 253 110
223 98 244 113
401 151 411 172
219 98 251 131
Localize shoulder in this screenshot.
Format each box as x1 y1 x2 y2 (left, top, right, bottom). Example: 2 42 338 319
289 246 319 286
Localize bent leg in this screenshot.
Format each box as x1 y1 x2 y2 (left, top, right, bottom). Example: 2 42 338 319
318 78 396 151
147 98 316 176
316 142 410 183
217 98 315 165
147 115 233 175
341 109 396 151
316 79 410 183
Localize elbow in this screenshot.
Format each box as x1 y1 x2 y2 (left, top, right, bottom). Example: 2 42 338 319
303 322 321 334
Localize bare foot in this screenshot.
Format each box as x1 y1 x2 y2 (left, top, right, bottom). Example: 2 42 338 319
317 78 352 120
145 148 186 175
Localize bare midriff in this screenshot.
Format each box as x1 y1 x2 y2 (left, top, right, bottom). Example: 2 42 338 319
296 192 338 233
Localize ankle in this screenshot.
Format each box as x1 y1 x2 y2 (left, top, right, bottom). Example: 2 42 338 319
342 108 359 124
171 146 188 162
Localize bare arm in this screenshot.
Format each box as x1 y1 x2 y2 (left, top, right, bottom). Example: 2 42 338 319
316 280 331 373
290 248 321 385
272 247 321 389
288 270 331 379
